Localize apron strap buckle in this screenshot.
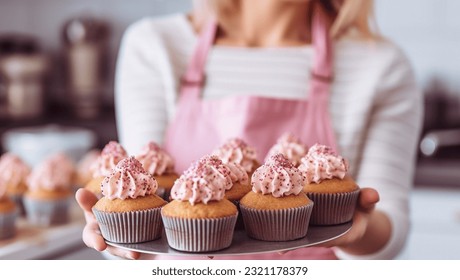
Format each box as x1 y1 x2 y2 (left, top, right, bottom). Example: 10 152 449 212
181 75 206 87
311 71 333 84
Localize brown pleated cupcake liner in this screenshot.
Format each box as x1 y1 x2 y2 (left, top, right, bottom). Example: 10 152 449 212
0 209 18 240
23 196 71 227
156 187 172 202
155 187 166 200
239 203 314 241
306 189 360 225
230 199 245 230
162 214 237 253
93 207 163 244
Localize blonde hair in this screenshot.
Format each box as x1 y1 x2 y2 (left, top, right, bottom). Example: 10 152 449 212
192 0 379 40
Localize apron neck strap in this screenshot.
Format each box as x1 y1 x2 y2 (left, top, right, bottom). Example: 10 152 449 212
181 18 218 87
306 3 338 152
182 3 334 90
310 2 334 85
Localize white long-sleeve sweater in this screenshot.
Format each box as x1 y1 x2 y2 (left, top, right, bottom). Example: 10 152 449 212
114 13 424 260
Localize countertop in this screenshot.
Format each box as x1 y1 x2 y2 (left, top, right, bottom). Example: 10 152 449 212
397 186 460 260
0 199 87 260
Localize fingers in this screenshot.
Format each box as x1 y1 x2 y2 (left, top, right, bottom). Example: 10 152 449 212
82 222 107 251
81 211 142 260
105 247 141 260
82 224 140 259
77 188 106 252
75 188 141 260
331 188 379 245
81 217 141 259
320 211 368 248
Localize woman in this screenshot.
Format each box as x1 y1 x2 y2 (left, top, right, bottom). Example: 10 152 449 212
76 0 423 260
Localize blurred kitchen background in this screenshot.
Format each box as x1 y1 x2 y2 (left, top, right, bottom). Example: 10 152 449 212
0 0 459 260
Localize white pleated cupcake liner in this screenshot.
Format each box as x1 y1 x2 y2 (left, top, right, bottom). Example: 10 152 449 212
239 203 314 241
93 207 163 243
162 214 238 253
23 197 71 227
306 189 360 225
0 209 18 240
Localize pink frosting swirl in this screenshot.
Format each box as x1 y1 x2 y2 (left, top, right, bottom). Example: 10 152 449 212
27 152 75 192
135 141 175 175
212 138 258 173
101 156 157 200
0 152 31 189
298 144 349 184
91 141 128 178
225 161 249 185
170 155 233 205
251 153 306 197
265 133 308 166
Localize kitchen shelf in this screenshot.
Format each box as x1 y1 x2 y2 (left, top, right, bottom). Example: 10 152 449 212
0 103 118 153
414 158 460 188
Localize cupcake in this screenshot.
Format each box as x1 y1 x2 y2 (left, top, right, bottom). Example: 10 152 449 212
198 155 250 229
221 160 250 203
23 152 75 226
53 152 77 188
161 155 238 252
239 153 313 241
203 148 250 202
85 141 128 199
0 153 31 216
0 177 18 239
265 132 308 167
212 137 260 180
92 156 167 243
135 141 179 200
75 149 100 189
299 144 360 225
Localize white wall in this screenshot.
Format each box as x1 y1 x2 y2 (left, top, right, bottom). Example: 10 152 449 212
375 0 460 96
0 0 191 52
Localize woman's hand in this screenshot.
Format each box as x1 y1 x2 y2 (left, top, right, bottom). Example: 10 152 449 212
320 187 392 255
75 188 141 260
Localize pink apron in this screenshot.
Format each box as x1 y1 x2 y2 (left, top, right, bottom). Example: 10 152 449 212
163 4 338 260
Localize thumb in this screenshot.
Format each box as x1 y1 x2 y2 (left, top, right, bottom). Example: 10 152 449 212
76 188 99 212
357 187 379 213
75 188 100 223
